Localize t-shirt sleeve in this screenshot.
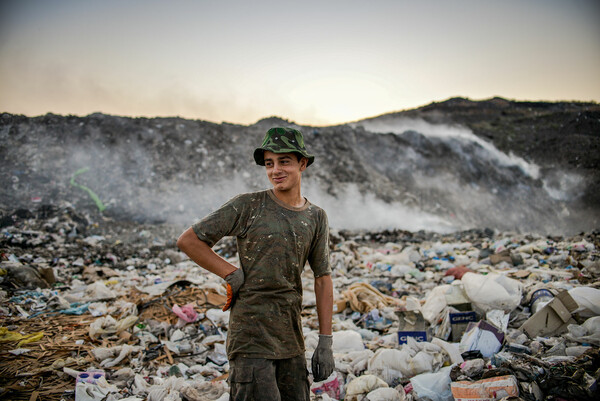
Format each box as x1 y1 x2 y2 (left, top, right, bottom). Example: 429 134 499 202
192 194 249 247
308 208 331 277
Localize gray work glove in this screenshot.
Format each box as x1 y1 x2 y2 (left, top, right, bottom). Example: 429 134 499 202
311 334 334 381
222 268 244 311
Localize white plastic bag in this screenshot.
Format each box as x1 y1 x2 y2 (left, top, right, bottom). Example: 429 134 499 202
461 273 522 313
366 387 405 401
346 375 388 401
421 285 450 324
568 287 600 317
410 366 453 401
84 282 116 301
368 348 406 385
333 330 365 352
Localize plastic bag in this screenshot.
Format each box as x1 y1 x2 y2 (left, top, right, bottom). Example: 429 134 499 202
366 387 405 401
461 273 522 313
84 282 116 301
368 348 406 385
410 366 453 401
311 375 340 399
421 285 450 324
333 330 365 352
568 287 600 317
346 375 389 401
566 316 600 346
172 303 198 323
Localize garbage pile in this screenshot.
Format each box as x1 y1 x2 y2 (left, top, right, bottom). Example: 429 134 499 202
1 205 599 401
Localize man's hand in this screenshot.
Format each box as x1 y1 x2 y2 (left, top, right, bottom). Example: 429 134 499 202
223 268 244 311
311 334 334 381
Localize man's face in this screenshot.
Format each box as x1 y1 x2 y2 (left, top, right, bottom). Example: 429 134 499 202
263 151 307 192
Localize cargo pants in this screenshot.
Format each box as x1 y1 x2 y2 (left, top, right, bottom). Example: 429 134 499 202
228 354 310 401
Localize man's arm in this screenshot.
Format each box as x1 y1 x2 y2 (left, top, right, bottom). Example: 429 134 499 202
176 227 237 279
314 274 333 335
312 274 334 381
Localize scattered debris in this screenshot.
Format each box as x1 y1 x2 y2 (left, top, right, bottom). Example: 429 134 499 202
1 206 599 400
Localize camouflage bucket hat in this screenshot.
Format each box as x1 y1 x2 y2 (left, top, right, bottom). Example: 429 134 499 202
254 127 315 166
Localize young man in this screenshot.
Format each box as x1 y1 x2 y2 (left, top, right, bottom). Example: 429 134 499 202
177 127 334 401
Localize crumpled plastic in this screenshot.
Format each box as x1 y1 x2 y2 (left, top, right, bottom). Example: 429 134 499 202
89 315 138 340
75 376 119 401
346 374 389 401
336 349 374 376
311 375 341 399
565 316 600 346
172 303 198 323
179 381 228 401
568 287 600 317
91 344 143 368
368 348 407 385
397 337 446 378
0 327 44 348
84 281 117 301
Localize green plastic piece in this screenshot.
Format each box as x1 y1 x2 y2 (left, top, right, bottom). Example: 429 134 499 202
70 167 106 212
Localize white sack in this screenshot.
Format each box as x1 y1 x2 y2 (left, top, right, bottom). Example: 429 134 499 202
461 273 522 313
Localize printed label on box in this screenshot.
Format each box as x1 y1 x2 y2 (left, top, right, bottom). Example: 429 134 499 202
398 331 427 344
449 311 477 324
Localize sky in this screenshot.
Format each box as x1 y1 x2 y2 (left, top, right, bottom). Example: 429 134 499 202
0 0 599 126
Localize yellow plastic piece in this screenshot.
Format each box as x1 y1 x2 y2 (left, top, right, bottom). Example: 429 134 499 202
17 332 44 347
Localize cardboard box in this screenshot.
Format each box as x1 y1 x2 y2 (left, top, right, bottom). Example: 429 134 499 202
396 310 428 343
396 310 427 331
520 290 578 338
460 320 504 358
449 311 477 342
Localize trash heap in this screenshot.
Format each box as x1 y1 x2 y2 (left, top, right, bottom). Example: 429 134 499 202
1 205 599 401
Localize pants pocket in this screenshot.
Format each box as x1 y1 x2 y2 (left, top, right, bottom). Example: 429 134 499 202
230 365 255 401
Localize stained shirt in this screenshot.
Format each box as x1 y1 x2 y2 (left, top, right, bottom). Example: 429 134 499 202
192 189 331 359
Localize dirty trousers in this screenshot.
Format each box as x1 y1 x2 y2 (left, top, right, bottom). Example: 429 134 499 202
229 355 310 401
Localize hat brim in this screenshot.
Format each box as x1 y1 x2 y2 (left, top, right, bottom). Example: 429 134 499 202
254 148 314 167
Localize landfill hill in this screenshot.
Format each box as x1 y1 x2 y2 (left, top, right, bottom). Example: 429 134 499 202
1 97 599 235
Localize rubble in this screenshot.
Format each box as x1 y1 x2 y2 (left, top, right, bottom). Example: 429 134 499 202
1 205 599 400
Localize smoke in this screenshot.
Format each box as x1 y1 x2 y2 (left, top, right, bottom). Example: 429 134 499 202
5 113 595 236
353 117 541 179
303 182 458 233
541 170 585 201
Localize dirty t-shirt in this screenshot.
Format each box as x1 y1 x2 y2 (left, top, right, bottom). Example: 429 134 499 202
192 189 331 360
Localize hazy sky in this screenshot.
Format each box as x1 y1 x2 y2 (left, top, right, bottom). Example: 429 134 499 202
1 0 598 125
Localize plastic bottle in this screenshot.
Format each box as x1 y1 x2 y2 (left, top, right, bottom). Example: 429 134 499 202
529 289 554 314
